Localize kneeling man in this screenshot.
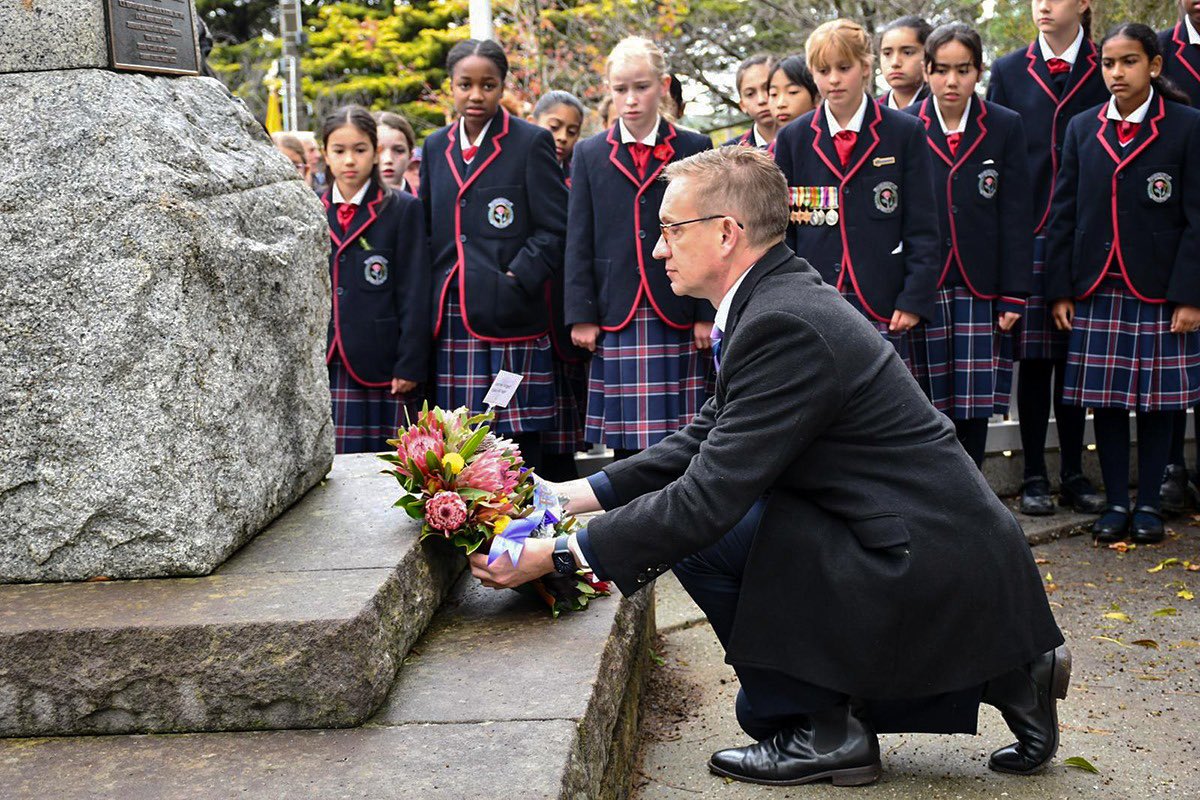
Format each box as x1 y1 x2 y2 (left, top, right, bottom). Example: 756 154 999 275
471 147 1068 787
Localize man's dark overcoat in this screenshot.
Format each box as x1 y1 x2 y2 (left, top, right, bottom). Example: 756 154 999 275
584 243 1064 699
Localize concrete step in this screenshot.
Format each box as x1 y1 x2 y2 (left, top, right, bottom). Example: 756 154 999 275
0 454 461 737
0 575 655 800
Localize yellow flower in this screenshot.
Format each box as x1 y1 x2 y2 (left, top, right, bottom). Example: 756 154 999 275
492 515 511 535
443 452 465 474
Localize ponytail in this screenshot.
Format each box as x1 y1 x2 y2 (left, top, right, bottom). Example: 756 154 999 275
1081 8 1092 40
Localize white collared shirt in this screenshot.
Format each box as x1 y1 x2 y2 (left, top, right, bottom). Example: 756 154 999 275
825 93 870 136
458 115 494 156
332 180 370 206
1105 88 1154 124
751 124 770 147
1186 15 1200 46
618 116 661 145
713 264 754 332
1038 25 1084 65
933 95 972 135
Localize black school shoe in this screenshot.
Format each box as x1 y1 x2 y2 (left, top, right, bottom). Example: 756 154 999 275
1160 465 1195 515
1059 472 1106 514
1091 505 1130 543
1019 477 1055 516
1130 506 1165 544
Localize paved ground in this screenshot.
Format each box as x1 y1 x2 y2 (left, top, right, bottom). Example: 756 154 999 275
632 516 1200 799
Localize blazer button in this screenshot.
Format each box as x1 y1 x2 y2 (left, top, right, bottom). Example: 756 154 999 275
460 199 468 207
639 197 646 204
336 287 344 296
1117 173 1126 181
638 230 646 239
1104 242 1112 251
460 234 467 242
951 205 958 214
945 238 952 247
636 575 647 584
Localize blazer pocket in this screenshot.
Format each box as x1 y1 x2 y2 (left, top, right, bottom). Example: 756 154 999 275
1139 165 1180 208
475 185 526 238
848 514 911 550
866 171 902 220
354 248 395 292
1153 228 1183 266
494 271 534 328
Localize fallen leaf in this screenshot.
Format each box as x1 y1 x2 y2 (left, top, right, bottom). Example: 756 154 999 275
1035 558 1050 565
1131 639 1159 649
1108 542 1135 552
1045 571 1054 581
1148 558 1180 573
1174 640 1200 648
1137 674 1166 681
1091 635 1129 647
1063 756 1100 774
1188 563 1200 572
1179 590 1195 601
1152 607 1180 617
1103 612 1133 623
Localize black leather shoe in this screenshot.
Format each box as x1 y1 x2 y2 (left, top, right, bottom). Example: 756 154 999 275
1059 472 1106 514
985 644 1071 775
708 704 881 786
1160 465 1192 515
1019 477 1055 516
1091 505 1130 543
1130 505 1165 544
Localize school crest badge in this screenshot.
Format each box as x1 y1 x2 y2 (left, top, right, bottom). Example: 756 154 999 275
1147 172 1173 203
873 181 899 214
978 169 999 199
488 197 515 229
364 254 389 286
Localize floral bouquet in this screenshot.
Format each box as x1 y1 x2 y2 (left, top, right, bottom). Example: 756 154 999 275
379 405 610 616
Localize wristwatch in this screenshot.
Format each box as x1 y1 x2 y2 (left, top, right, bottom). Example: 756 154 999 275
552 535 576 576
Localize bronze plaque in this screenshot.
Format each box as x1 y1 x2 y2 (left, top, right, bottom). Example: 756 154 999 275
105 0 200 76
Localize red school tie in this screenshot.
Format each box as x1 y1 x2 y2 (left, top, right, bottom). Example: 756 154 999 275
462 145 479 164
629 142 651 177
833 130 857 169
1046 57 1070 75
946 132 962 158
1116 120 1140 146
336 202 357 233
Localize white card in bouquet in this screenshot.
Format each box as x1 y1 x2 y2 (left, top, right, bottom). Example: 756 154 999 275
484 370 523 408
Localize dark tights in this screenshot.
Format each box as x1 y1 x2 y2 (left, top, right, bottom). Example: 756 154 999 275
954 418 989 469
537 453 579 482
1167 406 1200 472
1092 409 1173 509
1017 359 1085 479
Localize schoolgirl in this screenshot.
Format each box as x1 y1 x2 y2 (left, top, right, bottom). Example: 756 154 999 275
724 54 777 148
374 111 416 194
987 0 1108 516
773 19 939 374
320 105 431 454
532 90 588 480
1045 23 1200 543
878 16 933 109
419 39 569 469
564 36 714 457
1158 0 1200 511
768 55 819 137
906 23 1034 468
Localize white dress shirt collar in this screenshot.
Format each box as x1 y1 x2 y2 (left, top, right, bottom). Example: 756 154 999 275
1105 88 1154 124
751 124 770 147
933 95 972 135
618 116 661 145
824 93 870 136
458 115 494 154
332 180 370 206
1038 25 1084 65
1186 15 1200 46
714 264 755 332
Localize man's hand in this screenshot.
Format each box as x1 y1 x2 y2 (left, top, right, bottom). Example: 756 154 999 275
469 537 554 589
889 309 919 333
997 311 1021 332
1051 299 1074 331
571 323 600 352
693 320 714 350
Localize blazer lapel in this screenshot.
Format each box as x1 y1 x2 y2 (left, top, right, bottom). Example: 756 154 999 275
606 124 642 188
917 98 953 166
841 100 882 182
724 243 797 343
641 119 677 189
953 96 989 166
809 106 844 180
1023 42 1059 103
1059 39 1100 110
1172 22 1200 86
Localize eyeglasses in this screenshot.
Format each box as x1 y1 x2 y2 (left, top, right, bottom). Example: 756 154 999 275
659 215 744 242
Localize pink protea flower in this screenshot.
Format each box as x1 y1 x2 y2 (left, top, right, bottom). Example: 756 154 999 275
397 425 445 473
458 448 520 495
425 491 468 532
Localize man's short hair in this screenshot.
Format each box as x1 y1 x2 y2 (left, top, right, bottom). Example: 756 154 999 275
662 148 789 248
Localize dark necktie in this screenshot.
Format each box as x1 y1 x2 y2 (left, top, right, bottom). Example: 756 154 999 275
629 142 651 177
946 132 962 158
710 325 723 372
833 130 857 169
336 202 356 233
1116 120 1139 146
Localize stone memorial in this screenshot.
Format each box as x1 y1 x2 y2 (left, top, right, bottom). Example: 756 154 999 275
0 0 334 583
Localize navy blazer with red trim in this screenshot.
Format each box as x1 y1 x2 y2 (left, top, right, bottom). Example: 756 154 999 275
419 109 568 342
1159 23 1200 108
1045 97 1200 306
324 182 432 386
548 160 588 363
906 96 1034 309
773 99 940 322
564 119 715 331
879 83 930 110
721 128 769 149
986 39 1109 235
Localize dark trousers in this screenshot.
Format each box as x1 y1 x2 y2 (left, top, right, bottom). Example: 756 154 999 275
672 499 983 741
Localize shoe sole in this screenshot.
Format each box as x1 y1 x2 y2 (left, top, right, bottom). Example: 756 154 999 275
1019 504 1055 517
707 761 882 787
988 644 1071 776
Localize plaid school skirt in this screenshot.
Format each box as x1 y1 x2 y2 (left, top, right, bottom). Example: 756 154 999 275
544 357 589 455
839 286 917 377
910 286 1013 419
584 300 713 451
434 295 555 435
1063 282 1200 412
329 357 404 454
1014 236 1069 362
